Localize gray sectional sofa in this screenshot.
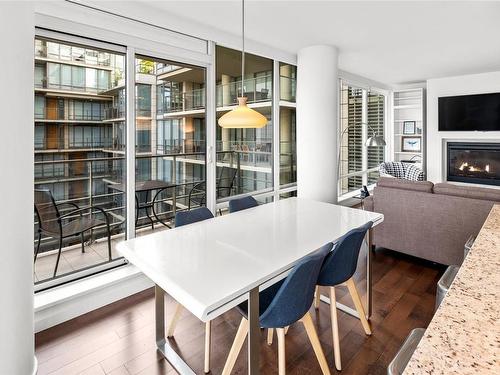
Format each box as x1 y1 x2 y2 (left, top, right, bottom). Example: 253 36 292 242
364 177 500 265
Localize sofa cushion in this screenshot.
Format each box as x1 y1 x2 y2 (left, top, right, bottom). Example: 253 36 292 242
377 177 434 193
433 183 500 202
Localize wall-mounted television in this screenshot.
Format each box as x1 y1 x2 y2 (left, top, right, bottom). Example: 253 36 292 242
438 92 500 131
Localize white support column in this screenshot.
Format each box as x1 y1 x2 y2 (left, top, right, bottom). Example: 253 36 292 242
296 45 339 203
0 2 36 374
126 48 136 239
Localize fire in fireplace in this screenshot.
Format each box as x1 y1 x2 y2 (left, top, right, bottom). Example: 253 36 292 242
447 142 500 186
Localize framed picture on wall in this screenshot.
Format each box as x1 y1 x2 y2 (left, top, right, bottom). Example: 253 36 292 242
402 136 421 152
403 121 416 134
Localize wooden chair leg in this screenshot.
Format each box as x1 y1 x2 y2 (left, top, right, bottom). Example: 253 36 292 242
204 320 211 373
167 303 183 337
222 318 249 375
277 328 286 375
267 328 274 345
300 312 331 375
284 326 289 335
329 286 341 371
314 285 321 309
345 278 372 335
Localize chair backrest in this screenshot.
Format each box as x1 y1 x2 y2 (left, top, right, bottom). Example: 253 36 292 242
259 242 333 328
317 221 373 286
34 189 60 234
217 167 238 198
228 196 258 213
175 207 214 227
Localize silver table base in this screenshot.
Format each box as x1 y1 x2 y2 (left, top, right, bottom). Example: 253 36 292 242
155 284 261 375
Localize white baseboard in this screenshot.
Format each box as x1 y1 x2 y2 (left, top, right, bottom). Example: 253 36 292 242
34 265 153 333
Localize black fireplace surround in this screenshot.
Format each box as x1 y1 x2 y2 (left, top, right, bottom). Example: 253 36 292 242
447 142 500 186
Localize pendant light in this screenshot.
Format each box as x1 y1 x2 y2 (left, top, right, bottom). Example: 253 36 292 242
218 0 268 129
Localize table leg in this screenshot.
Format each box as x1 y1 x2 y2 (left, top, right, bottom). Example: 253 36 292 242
367 228 373 319
248 287 260 375
155 284 196 375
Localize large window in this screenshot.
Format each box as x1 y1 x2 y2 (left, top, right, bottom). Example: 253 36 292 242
34 36 126 289
33 31 297 290
215 46 273 199
339 81 386 197
279 63 297 186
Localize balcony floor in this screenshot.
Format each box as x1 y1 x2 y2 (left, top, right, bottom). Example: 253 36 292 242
34 224 168 284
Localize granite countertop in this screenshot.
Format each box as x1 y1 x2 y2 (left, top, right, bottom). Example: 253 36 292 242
403 204 500 374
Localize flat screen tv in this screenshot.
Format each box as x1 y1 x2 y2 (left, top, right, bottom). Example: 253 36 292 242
438 92 500 131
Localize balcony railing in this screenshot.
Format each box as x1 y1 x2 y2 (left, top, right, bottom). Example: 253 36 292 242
216 75 272 107
35 81 111 95
156 139 206 155
34 137 113 151
104 107 125 120
157 88 206 115
35 109 105 122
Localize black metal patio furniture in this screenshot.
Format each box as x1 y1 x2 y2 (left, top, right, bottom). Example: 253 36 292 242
187 166 238 210
108 179 175 228
34 189 112 278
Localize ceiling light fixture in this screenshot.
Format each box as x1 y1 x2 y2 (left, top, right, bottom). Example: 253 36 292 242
218 0 268 129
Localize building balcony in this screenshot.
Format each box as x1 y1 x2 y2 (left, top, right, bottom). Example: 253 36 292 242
216 75 272 108
104 107 125 121
157 88 205 116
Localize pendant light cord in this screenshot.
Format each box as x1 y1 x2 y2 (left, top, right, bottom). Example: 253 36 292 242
241 0 245 98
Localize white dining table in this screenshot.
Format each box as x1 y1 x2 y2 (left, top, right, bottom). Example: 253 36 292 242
117 197 384 375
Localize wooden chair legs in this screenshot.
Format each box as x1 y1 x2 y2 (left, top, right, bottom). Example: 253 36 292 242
300 312 331 375
329 286 342 371
267 326 289 346
267 328 274 345
277 328 286 375
314 285 321 309
345 278 372 335
168 302 212 373
223 314 330 375
222 318 249 375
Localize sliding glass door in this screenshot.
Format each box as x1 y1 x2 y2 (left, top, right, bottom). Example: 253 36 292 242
133 54 207 234
34 34 127 289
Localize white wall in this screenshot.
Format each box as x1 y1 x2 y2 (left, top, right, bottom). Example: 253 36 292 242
426 71 500 182
0 2 35 374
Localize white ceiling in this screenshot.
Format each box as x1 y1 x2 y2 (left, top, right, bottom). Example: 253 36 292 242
134 0 500 85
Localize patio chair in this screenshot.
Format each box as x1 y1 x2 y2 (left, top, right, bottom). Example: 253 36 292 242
34 189 112 278
187 166 238 210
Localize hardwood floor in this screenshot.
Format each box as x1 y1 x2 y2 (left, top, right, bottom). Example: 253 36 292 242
35 248 445 375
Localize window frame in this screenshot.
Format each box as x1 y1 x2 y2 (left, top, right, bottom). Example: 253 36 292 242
338 78 389 201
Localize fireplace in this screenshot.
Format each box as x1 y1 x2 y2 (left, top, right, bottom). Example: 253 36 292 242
447 142 500 186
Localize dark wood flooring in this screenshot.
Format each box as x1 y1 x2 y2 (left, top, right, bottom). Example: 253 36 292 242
35 248 445 375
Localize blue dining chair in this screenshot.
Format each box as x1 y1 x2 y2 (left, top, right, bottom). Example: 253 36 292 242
228 196 258 213
222 243 334 375
314 221 373 371
168 207 214 373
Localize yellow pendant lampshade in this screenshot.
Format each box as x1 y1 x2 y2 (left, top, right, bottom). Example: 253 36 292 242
218 97 268 128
